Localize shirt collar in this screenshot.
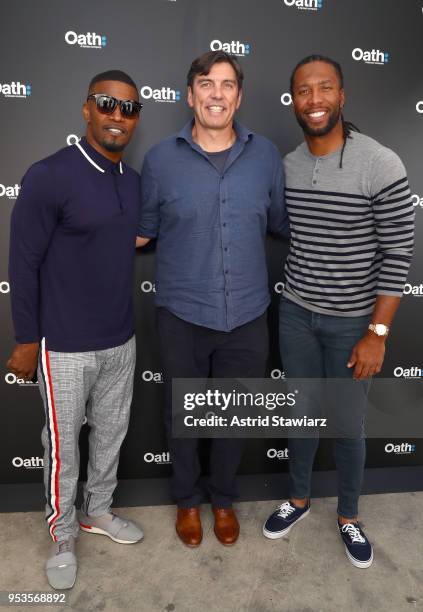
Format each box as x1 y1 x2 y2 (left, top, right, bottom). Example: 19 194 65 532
176 119 253 147
75 137 123 174
301 138 347 161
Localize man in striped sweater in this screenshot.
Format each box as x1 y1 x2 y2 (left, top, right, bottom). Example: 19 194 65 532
263 55 414 568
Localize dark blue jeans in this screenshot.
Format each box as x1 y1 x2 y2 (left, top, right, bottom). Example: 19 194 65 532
279 297 371 518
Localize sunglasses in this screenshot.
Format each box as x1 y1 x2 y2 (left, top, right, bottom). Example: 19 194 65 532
87 93 143 118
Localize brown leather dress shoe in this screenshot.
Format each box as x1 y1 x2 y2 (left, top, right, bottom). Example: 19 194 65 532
176 507 202 547
213 507 240 545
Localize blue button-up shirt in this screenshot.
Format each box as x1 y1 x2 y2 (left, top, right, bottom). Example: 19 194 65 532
138 121 288 331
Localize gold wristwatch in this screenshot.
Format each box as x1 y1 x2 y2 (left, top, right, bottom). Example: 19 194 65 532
368 323 389 337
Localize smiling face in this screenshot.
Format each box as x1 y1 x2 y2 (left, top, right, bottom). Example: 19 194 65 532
83 80 140 158
291 61 345 137
187 61 242 132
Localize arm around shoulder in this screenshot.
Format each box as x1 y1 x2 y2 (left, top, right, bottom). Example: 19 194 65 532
268 150 290 238
136 236 151 248
138 153 160 241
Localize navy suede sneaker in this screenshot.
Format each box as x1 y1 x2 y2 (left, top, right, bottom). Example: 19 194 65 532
263 500 310 539
338 521 373 568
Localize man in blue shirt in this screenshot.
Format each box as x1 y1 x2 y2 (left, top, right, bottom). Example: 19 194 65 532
7 70 144 589
137 51 288 547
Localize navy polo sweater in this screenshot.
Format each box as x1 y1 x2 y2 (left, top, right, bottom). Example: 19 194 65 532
9 138 140 352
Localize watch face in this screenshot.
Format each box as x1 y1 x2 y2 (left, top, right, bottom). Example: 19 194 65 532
375 324 387 335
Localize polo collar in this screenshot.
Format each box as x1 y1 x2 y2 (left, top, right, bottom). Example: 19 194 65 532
176 119 253 146
75 137 123 174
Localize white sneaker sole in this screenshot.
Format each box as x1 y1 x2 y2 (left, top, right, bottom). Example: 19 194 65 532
79 523 143 544
263 507 310 539
344 545 374 568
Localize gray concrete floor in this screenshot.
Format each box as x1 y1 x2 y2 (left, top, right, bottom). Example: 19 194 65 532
0 492 422 612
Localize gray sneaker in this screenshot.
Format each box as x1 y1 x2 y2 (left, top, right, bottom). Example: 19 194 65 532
45 536 77 590
79 512 144 544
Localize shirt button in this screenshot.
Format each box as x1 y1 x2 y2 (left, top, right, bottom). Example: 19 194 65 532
226 291 229 296
222 223 226 227
222 199 226 203
224 247 228 251
315 169 319 173
225 270 228 274
312 180 317 185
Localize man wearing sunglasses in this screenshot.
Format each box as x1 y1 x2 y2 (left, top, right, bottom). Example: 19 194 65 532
7 70 143 590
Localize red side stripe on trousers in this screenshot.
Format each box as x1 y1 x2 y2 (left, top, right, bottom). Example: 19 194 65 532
45 347 61 542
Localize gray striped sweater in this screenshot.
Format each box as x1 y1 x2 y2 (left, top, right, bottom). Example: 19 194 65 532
283 131 415 317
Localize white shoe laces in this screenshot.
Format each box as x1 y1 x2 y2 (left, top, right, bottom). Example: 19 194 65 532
341 523 365 544
276 501 296 518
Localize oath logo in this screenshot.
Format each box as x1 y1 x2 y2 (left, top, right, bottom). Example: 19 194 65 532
411 194 423 208
393 366 423 379
283 0 323 11
0 282 10 294
67 134 81 146
385 442 416 455
5 372 38 386
65 31 107 48
403 283 423 297
280 93 292 106
210 39 251 57
267 447 289 460
12 456 44 469
274 281 285 294
140 85 181 103
144 451 171 464
352 48 389 65
416 101 423 114
140 281 156 293
0 184 20 199
141 370 163 383
270 369 286 380
0 82 32 98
